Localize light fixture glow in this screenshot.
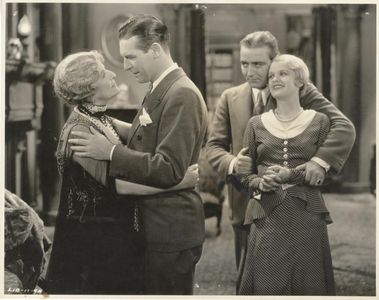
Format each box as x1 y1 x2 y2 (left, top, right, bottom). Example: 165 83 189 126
17 15 32 37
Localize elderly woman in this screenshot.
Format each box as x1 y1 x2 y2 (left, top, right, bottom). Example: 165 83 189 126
237 54 337 295
45 51 197 294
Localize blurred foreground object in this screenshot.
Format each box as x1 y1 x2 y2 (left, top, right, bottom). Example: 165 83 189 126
7 38 23 60
4 189 51 294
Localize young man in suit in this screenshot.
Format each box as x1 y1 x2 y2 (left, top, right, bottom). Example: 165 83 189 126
69 15 208 295
206 31 355 281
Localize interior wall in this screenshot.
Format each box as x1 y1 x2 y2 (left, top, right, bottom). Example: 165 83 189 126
205 4 313 60
359 5 376 184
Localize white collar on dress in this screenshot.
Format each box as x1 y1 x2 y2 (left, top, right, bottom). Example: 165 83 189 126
260 109 317 139
151 63 179 93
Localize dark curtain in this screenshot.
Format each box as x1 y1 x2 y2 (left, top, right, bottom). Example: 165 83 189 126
160 4 207 106
39 4 64 224
312 6 336 102
190 8 207 101
62 3 89 57
38 3 89 224
334 5 363 185
62 3 89 117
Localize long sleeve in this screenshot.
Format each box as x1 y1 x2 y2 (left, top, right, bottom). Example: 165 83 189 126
287 113 331 185
300 83 355 174
236 117 262 197
206 91 236 179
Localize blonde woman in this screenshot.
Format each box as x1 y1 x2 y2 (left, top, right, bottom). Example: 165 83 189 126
237 54 341 295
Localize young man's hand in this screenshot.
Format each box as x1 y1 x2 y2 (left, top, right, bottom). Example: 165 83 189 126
69 127 114 160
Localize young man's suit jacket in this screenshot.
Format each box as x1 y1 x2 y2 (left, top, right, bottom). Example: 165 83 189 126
109 68 208 252
206 81 355 226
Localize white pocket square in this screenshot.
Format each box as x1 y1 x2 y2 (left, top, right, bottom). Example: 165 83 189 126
139 108 153 126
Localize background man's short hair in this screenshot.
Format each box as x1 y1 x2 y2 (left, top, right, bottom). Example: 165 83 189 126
240 31 280 60
118 14 170 52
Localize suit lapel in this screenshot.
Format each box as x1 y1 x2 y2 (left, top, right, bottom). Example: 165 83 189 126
127 68 186 146
127 106 143 146
229 82 253 153
230 82 252 130
145 68 186 114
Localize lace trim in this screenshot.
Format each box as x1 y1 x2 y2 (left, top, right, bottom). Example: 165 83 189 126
81 103 107 114
66 175 104 221
56 112 103 175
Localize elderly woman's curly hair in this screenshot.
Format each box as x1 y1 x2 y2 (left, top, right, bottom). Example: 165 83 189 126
53 51 105 105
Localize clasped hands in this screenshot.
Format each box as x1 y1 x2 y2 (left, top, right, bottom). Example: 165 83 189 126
233 147 326 191
259 161 326 191
233 148 285 192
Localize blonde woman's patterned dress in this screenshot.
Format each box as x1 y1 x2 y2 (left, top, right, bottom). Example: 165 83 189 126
237 110 335 295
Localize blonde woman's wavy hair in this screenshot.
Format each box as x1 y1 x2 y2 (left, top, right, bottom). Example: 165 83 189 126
271 54 310 87
53 51 105 105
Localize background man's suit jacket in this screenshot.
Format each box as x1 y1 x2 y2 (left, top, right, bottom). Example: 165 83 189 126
207 81 356 226
110 68 208 252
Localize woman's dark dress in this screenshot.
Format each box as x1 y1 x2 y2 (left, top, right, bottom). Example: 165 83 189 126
45 109 143 294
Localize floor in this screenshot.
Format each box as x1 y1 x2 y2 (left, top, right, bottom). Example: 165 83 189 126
194 193 376 296
41 193 376 296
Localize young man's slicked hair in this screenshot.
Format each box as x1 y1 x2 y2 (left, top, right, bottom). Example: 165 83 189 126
118 14 170 52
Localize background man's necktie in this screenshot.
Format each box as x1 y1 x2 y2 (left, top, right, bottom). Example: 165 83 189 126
253 91 265 115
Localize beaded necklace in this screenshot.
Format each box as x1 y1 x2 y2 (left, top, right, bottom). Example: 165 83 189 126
82 102 107 114
274 108 304 123
77 106 121 144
